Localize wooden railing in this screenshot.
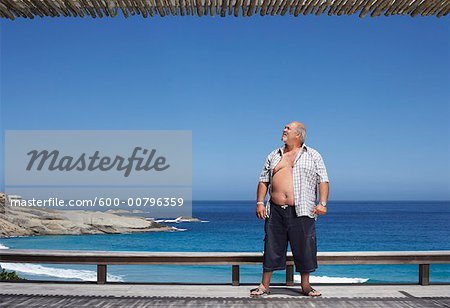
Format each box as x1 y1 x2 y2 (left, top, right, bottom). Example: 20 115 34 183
1 250 449 286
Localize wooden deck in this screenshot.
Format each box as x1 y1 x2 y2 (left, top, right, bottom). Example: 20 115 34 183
1 283 449 307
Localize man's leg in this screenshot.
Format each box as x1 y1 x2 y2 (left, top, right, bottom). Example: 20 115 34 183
261 270 272 289
288 215 321 296
251 204 287 296
250 270 272 295
300 272 321 296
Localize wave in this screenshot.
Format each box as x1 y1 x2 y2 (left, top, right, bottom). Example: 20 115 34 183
295 274 368 284
173 228 187 231
153 217 209 223
2 263 124 282
0 242 123 282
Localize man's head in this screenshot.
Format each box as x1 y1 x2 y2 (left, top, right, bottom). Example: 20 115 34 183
281 121 306 146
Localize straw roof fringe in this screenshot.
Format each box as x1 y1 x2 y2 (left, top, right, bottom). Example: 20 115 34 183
0 0 448 19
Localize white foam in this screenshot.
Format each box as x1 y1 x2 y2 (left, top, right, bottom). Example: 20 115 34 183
173 228 187 231
295 274 368 284
0 242 123 282
1 263 123 282
153 217 208 223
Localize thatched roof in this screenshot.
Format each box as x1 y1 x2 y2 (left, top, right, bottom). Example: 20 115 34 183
0 0 448 20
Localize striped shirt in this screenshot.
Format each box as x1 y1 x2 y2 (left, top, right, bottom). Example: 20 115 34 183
259 144 329 218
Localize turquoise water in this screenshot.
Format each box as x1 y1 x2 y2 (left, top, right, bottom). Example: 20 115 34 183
1 201 449 284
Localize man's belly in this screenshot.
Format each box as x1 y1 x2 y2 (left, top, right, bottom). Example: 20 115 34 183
270 169 295 206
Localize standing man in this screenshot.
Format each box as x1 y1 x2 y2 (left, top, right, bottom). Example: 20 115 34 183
250 121 329 297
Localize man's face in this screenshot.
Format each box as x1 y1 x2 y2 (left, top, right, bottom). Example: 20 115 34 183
281 123 299 143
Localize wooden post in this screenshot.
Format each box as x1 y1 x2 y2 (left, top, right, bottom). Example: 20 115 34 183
97 264 107 284
232 265 240 286
286 264 294 286
419 264 429 286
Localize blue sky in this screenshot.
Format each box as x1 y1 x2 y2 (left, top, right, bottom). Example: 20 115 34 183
1 16 449 200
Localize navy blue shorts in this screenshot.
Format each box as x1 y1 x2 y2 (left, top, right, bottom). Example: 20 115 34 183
263 202 318 273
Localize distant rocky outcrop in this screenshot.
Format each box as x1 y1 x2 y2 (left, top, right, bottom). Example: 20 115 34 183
0 193 178 238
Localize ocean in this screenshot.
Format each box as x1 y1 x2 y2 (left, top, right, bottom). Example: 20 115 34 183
1 201 449 284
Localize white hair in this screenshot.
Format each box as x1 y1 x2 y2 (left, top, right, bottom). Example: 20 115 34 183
295 126 307 143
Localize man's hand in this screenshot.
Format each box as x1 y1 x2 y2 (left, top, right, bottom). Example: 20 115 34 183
313 204 327 216
256 203 267 220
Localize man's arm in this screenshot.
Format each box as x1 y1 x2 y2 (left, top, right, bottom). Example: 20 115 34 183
256 152 272 220
314 182 329 215
256 182 269 219
313 151 329 216
319 182 329 204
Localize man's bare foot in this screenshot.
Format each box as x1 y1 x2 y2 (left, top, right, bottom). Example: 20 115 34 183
300 286 322 297
250 283 270 297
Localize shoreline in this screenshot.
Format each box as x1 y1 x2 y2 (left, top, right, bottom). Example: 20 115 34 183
0 204 180 238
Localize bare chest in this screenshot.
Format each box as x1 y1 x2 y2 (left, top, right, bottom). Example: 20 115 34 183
273 152 298 174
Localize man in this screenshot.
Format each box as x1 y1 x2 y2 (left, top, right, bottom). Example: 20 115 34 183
250 121 329 297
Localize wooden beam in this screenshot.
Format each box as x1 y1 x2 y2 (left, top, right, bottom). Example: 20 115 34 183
117 0 130 17
96 0 110 16
371 0 392 17
339 0 357 15
22 0 45 17
210 0 216 16
154 0 165 16
142 0 155 16
419 264 429 286
316 0 331 15
90 0 104 17
15 0 34 19
329 0 345 15
271 0 283 14
286 263 294 286
430 0 448 16
188 0 195 15
234 0 242 16
134 0 148 17
422 0 441 16
305 0 320 15
3 0 26 17
2 250 450 265
261 0 270 15
232 265 240 286
359 0 377 17
248 0 257 15
165 0 177 15
215 0 220 15
0 2 15 20
97 264 107 284
436 1 450 17
280 0 292 15
294 0 304 16
124 0 137 15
